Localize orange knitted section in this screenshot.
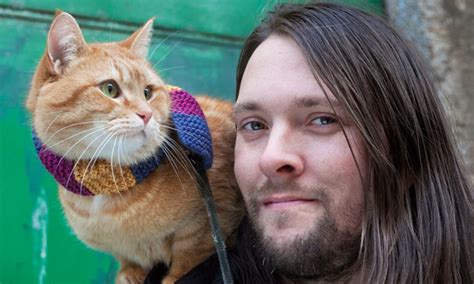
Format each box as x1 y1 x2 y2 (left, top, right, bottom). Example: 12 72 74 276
74 160 136 194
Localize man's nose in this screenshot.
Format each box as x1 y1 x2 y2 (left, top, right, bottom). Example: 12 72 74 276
259 127 304 180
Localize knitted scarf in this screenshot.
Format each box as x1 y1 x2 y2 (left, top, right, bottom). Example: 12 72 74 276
33 86 213 196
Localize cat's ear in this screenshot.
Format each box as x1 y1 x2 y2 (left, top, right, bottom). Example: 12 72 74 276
47 12 86 75
121 18 154 58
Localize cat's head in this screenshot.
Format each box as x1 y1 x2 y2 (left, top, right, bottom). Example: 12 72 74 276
27 12 172 165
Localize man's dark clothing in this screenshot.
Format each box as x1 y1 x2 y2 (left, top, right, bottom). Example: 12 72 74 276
144 218 277 284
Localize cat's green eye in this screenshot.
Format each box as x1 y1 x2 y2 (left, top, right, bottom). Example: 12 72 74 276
100 80 119 98
144 86 153 100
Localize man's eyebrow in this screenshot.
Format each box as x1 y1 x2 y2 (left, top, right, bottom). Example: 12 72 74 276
295 97 342 109
232 102 260 116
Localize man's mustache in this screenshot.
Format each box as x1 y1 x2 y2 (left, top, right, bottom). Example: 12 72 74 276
247 181 330 211
253 181 328 199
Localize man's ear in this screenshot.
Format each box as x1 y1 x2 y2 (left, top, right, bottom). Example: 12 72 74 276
121 18 154 58
47 12 86 75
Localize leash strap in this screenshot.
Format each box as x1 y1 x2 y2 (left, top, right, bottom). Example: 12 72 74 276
190 155 234 284
169 86 233 282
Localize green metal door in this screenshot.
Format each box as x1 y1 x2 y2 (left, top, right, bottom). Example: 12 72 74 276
0 1 382 283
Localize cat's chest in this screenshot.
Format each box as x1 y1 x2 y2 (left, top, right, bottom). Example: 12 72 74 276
89 195 112 212
60 188 153 241
60 190 126 216
59 188 172 267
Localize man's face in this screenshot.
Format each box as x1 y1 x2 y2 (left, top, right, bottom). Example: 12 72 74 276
234 35 368 279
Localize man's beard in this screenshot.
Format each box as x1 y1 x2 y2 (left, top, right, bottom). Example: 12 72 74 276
247 183 362 282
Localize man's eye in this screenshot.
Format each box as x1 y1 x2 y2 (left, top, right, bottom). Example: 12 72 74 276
311 116 337 126
243 121 266 131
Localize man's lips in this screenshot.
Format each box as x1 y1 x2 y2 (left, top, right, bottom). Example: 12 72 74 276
262 195 318 208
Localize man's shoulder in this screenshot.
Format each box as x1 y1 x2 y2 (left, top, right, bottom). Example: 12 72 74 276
145 218 277 284
176 252 223 284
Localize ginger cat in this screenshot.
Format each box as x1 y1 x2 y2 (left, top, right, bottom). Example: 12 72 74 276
26 12 243 284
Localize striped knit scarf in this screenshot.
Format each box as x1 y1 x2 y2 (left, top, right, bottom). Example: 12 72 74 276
33 86 213 196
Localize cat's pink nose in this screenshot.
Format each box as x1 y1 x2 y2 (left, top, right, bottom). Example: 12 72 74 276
137 111 152 125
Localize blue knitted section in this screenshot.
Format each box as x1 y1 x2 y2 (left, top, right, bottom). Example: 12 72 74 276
172 112 213 169
32 131 43 152
130 149 165 183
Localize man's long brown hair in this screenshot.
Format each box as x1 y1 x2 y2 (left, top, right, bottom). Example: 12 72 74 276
236 2 473 283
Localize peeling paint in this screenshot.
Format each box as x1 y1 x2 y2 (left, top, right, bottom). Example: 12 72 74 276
32 187 48 284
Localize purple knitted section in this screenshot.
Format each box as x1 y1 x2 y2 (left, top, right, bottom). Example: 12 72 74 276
38 148 94 196
170 89 206 118
168 87 213 169
32 130 94 196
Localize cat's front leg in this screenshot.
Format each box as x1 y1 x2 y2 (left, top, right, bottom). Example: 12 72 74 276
115 258 148 284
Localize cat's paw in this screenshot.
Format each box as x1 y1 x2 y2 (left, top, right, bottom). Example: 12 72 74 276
115 265 147 284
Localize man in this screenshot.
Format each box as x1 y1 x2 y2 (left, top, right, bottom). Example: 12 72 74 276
147 2 473 283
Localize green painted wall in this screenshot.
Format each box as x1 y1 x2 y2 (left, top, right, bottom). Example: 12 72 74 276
0 1 383 283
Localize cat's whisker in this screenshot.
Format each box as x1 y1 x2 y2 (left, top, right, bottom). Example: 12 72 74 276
159 143 187 192
110 135 119 193
65 131 109 191
78 132 116 194
164 138 194 167
93 133 121 196
119 135 132 166
117 135 125 183
42 110 65 116
54 126 108 173
152 41 181 70
65 130 110 190
163 138 193 169
114 136 129 206
44 112 65 134
154 130 191 180
48 125 106 150
160 124 202 140
160 133 198 174
81 149 104 195
149 29 182 60
160 135 197 180
45 120 106 143
114 187 128 207
45 120 109 145
157 65 187 75
160 127 206 166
